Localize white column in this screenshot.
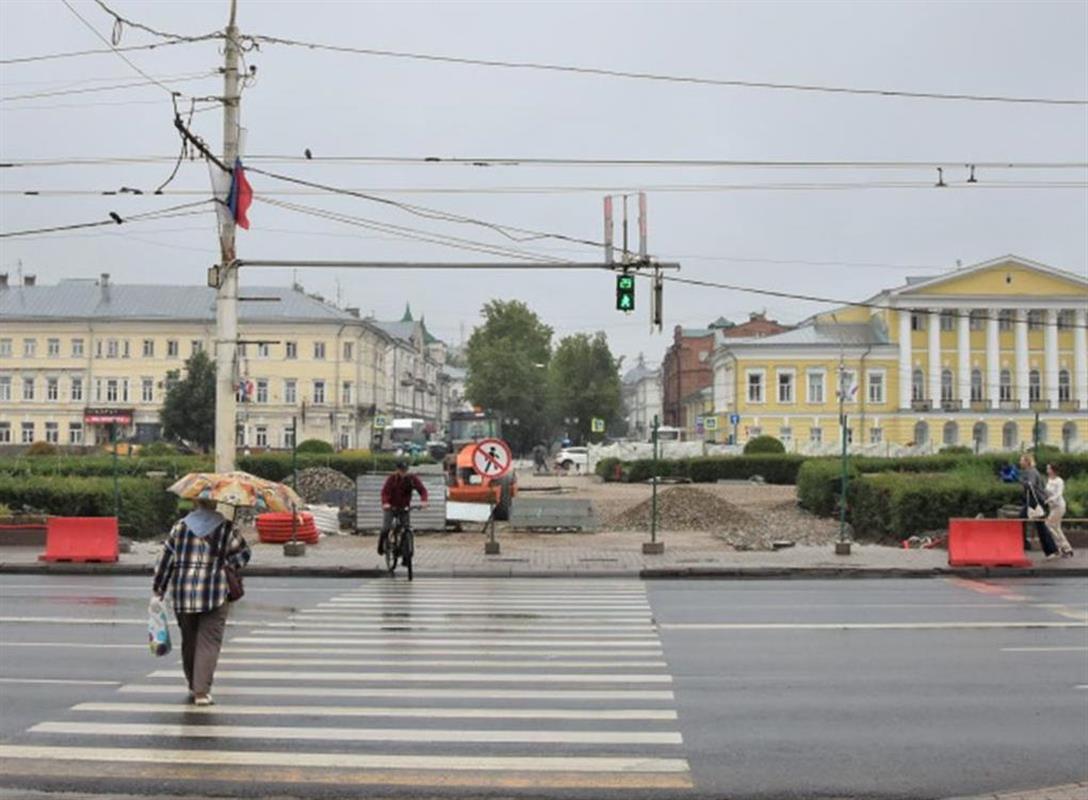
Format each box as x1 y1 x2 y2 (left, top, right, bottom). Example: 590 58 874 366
957 308 971 409
1044 308 1059 409
898 309 912 410
1075 308 1088 411
927 309 941 408
986 308 1000 409
1014 309 1029 410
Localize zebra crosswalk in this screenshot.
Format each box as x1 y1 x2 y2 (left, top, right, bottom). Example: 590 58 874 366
0 578 693 793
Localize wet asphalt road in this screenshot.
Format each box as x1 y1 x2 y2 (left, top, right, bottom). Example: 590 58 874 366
0 574 1086 800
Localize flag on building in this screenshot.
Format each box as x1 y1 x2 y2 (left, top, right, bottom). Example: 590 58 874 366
225 158 253 230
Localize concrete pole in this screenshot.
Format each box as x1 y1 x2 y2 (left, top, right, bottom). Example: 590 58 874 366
215 0 241 473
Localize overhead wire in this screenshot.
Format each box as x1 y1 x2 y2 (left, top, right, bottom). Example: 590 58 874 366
0 39 198 66
245 34 1088 106
0 70 218 102
91 0 221 44
0 199 214 238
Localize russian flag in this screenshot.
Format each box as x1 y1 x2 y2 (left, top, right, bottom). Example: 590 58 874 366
225 157 252 230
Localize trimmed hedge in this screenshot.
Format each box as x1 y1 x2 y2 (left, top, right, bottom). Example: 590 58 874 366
0 474 178 539
237 452 432 482
596 454 805 485
796 458 858 516
0 455 211 478
744 435 786 455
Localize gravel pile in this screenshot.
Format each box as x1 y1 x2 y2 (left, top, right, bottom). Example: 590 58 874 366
295 467 355 506
605 486 839 550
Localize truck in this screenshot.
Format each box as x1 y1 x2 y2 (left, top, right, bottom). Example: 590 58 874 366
376 418 427 453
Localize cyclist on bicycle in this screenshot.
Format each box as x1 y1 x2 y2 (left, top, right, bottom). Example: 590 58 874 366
377 458 429 556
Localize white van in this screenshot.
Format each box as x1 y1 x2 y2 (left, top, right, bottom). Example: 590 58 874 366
653 426 683 443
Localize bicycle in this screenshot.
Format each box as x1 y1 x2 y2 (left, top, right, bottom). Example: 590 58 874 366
385 505 419 580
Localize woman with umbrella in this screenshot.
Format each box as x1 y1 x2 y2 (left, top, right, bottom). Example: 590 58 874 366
152 472 289 706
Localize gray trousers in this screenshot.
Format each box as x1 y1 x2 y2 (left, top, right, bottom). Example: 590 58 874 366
176 603 229 695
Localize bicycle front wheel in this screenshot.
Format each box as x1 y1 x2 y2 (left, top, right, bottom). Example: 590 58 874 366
402 529 414 581
385 530 398 573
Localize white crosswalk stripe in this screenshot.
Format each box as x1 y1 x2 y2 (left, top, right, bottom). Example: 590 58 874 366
1 579 692 792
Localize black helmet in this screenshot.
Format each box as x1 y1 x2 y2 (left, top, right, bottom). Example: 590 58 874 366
394 458 409 470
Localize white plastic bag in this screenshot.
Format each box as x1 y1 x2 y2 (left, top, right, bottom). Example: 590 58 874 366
148 596 172 657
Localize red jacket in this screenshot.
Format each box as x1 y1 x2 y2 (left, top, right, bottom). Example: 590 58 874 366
381 472 428 509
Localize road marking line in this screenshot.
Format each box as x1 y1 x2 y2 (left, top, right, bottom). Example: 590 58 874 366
230 637 663 648
0 642 147 650
221 646 665 658
217 657 669 668
1001 647 1088 652
0 745 691 774
658 622 1088 631
272 621 658 633
323 600 650 606
263 626 660 637
0 616 250 627
0 678 121 686
148 669 673 684
72 702 679 720
30 721 683 745
1076 685 1088 690
297 610 655 619
118 685 676 701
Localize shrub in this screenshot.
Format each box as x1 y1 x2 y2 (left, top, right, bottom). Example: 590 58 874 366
296 439 335 454
24 442 58 456
939 446 974 456
237 452 426 482
687 455 805 485
0 455 211 479
595 457 622 481
624 458 689 483
1065 476 1088 518
797 458 858 516
744 435 786 455
139 441 178 456
0 475 177 539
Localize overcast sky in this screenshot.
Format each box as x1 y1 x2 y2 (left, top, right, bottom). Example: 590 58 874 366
2 0 1085 370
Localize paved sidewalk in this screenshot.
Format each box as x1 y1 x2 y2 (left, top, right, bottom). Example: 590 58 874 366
949 781 1088 800
2 528 1086 578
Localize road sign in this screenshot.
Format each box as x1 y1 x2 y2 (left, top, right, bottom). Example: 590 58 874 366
704 416 718 431
472 438 513 479
374 414 388 428
591 417 605 433
729 413 741 426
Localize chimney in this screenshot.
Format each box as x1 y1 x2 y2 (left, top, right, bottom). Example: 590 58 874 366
23 274 36 287
345 307 360 318
0 274 7 289
100 273 110 287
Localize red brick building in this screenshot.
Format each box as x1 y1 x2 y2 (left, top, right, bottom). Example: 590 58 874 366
662 313 790 430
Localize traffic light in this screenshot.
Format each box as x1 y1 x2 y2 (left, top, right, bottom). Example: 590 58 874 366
616 273 635 311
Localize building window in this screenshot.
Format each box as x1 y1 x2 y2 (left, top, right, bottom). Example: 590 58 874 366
313 380 326 404
21 422 35 444
106 339 118 359
22 377 34 401
971 369 983 402
810 427 822 444
256 379 269 404
941 369 954 403
943 422 959 446
342 381 353 406
142 339 154 357
69 422 83 444
71 377 83 402
911 369 925 402
339 426 351 450
44 421 59 444
868 372 885 405
47 377 58 401
122 340 130 359
1029 370 1041 402
0 423 9 443
141 378 154 404
779 426 792 443
283 426 296 449
969 310 985 331
191 340 203 356
806 371 825 404
0 376 10 401
94 340 102 359
913 421 929 445
1027 310 1043 330
255 426 268 448
314 341 326 360
167 340 179 358
237 343 247 359
1057 310 1074 330
870 427 883 444
343 342 354 361
71 338 84 357
746 371 764 403
777 371 794 404
998 309 1013 331
257 343 270 359
284 379 297 405
23 339 36 358
47 338 60 357
1002 421 1018 449
285 341 298 359
94 379 102 402
0 339 11 357
999 369 1012 402
106 379 118 403
1059 369 1071 402
939 311 955 332
910 312 926 332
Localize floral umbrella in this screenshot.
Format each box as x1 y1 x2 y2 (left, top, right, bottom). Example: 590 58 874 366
167 470 302 513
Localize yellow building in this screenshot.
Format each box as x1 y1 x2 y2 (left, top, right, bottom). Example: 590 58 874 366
0 274 404 450
711 255 1088 453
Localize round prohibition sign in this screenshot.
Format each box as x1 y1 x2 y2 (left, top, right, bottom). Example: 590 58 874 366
472 438 513 479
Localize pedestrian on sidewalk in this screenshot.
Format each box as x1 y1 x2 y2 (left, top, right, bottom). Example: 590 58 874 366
1045 463 1074 558
1019 453 1058 558
152 498 251 706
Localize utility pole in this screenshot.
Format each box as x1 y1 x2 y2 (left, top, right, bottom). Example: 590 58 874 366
214 0 241 473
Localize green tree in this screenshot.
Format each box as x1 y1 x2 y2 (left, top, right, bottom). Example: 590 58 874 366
549 332 623 445
465 300 553 454
160 350 216 452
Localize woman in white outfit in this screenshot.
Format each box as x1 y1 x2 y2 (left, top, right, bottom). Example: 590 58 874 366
1045 464 1074 558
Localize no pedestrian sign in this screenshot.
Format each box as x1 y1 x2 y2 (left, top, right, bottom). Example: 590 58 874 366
472 438 513 479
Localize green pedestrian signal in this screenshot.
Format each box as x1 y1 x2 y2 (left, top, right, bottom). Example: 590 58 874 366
616 274 635 312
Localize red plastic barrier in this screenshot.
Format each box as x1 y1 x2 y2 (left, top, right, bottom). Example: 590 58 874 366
947 518 1030 567
39 517 119 563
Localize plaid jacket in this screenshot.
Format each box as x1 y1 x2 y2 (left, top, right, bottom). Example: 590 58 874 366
152 519 251 615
